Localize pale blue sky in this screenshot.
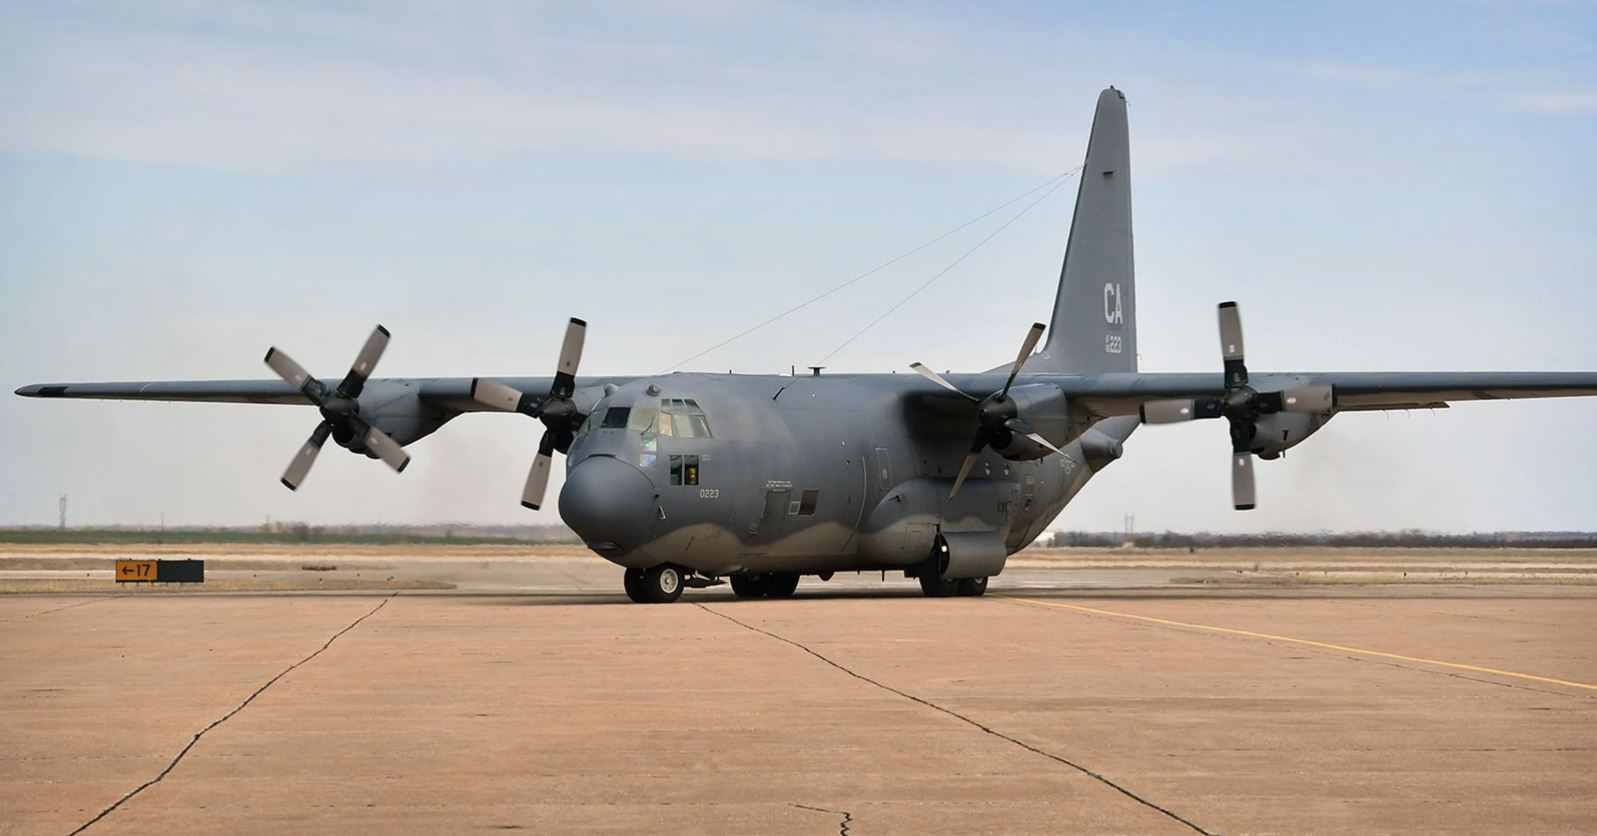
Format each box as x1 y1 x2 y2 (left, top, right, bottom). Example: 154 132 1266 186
2 1 1594 532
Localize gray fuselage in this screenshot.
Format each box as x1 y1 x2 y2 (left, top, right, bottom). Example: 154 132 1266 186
556 372 1134 578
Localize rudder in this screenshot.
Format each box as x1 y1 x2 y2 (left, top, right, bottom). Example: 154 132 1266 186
1032 87 1136 374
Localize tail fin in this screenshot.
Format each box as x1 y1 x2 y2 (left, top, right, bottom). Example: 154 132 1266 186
1033 87 1136 373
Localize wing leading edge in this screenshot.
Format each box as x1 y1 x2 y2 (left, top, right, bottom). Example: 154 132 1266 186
1045 371 1597 418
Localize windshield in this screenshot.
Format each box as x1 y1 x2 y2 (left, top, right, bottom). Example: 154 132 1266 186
591 400 710 438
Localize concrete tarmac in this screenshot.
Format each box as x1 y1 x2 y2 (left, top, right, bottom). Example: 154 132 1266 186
2 574 1595 834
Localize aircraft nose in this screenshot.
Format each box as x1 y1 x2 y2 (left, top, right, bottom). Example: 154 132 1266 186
559 456 656 552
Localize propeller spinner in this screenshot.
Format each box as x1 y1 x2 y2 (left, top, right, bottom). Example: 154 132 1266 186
469 317 588 510
910 322 1066 500
265 325 410 491
1139 302 1333 510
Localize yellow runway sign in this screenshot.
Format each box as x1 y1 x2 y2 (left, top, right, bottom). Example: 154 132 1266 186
114 560 157 582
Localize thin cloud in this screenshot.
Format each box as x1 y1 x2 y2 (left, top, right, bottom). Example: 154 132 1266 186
0 2 1321 175
1514 91 1597 114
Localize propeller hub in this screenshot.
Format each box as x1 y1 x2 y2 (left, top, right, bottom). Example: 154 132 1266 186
319 397 360 419
976 394 1019 428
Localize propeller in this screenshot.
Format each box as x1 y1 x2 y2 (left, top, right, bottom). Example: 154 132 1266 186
1139 302 1333 510
469 317 588 510
911 322 1063 500
265 325 410 491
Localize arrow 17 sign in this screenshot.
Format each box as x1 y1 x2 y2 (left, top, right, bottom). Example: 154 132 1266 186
115 560 157 582
113 560 204 583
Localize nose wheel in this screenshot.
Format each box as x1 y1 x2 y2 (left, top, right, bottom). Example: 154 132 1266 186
624 565 684 604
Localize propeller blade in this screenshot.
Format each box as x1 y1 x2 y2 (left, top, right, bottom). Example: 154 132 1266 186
1281 384 1334 413
1218 302 1247 388
338 325 390 399
471 378 529 413
909 363 979 401
1001 322 1047 398
280 422 332 491
948 452 981 501
947 431 989 500
551 317 587 400
1022 431 1064 456
521 435 555 510
1140 399 1198 424
264 347 314 392
361 425 411 473
1232 452 1256 511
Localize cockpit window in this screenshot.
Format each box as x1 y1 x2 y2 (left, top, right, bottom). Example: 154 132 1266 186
595 400 711 438
656 398 712 438
627 407 659 433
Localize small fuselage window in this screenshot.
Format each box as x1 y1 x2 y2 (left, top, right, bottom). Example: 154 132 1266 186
669 454 700 486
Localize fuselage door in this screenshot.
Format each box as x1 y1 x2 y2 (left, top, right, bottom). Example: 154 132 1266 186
750 485 790 544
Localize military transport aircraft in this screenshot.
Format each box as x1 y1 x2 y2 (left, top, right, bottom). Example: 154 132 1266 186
17 88 1597 603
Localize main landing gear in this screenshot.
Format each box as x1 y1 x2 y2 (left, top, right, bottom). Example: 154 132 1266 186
624 565 683 604
918 573 989 598
729 572 800 599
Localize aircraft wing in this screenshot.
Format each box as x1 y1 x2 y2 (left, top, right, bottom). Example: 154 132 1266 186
15 379 317 405
1051 371 1597 417
12 377 599 411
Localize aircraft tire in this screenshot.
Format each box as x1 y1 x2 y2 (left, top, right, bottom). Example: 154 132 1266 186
956 576 989 597
730 575 763 599
623 568 649 603
918 573 959 598
640 565 684 603
762 573 800 598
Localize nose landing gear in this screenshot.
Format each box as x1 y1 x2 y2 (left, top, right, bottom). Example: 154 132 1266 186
623 565 683 604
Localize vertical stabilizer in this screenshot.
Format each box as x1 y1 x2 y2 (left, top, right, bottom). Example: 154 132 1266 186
1032 87 1136 373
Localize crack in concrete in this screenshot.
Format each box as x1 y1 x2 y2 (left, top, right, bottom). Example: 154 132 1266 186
791 802 853 835
67 594 396 835
698 604 1212 836
1 597 108 623
1352 655 1597 701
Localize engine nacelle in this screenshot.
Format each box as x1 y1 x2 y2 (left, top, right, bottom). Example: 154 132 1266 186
990 383 1076 462
339 381 454 456
1249 412 1332 460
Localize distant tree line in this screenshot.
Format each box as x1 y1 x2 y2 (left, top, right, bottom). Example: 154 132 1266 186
1049 530 1597 549
0 522 583 546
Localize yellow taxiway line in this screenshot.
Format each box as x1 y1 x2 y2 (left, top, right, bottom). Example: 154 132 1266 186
1009 597 1597 693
